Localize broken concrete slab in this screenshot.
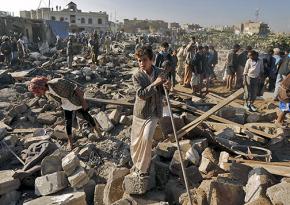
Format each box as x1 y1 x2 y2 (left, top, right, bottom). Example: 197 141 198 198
156 142 177 159
181 166 203 186
52 125 67 140
109 109 122 124
218 151 230 171
103 167 129 205
35 171 68 196
244 168 275 204
67 166 90 189
169 150 189 176
94 184 106 205
191 138 208 154
209 178 245 205
266 181 290 205
0 170 21 195
230 162 252 186
95 111 114 132
185 146 200 166
37 113 57 125
41 155 63 175
123 173 151 195
179 188 207 205
62 152 80 176
24 191 87 205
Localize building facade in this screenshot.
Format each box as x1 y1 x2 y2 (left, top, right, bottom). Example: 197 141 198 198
235 21 270 36
123 18 168 34
20 1 109 33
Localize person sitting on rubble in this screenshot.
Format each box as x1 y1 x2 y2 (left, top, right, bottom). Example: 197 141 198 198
0 36 12 66
131 45 171 177
28 77 102 150
243 50 264 112
276 73 290 126
66 36 74 68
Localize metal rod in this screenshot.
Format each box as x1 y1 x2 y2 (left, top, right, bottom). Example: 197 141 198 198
1 141 25 165
163 86 193 205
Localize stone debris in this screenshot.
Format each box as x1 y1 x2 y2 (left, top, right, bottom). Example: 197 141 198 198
35 171 68 196
0 26 289 205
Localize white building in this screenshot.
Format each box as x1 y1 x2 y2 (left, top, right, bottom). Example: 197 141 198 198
20 1 109 33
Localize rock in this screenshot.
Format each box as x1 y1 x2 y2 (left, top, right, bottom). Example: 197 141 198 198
119 115 132 126
41 155 63 175
266 182 290 205
156 142 177 159
62 152 80 176
2 135 18 147
260 110 277 122
209 178 245 205
109 109 122 124
201 147 219 163
24 135 51 148
191 138 208 154
52 125 67 140
230 162 252 185
245 197 272 205
26 98 39 107
245 168 275 204
0 191 21 205
24 191 86 205
118 190 167 205
94 184 106 205
0 127 7 140
35 171 68 196
8 103 28 117
179 140 193 153
179 188 207 205
78 144 95 161
103 167 130 205
169 150 189 175
123 173 151 195
165 179 186 205
68 166 90 189
246 113 261 123
96 111 114 132
218 151 230 171
37 113 57 125
0 170 21 195
153 157 170 187
182 166 203 186
215 128 235 140
185 146 200 166
159 116 185 136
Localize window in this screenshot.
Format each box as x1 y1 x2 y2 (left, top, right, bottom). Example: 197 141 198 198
81 17 85 24
70 15 76 23
60 17 64 21
88 18 92 24
98 18 102 25
51 16 56 21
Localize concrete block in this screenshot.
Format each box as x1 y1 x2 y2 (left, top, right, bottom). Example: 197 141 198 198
35 171 68 196
267 182 290 205
96 111 114 131
94 184 106 205
156 142 176 159
0 170 20 195
41 155 63 175
68 166 90 189
62 152 80 176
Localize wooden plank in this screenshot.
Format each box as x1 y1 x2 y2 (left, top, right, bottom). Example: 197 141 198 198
10 128 39 134
176 88 244 138
207 92 244 109
86 97 134 107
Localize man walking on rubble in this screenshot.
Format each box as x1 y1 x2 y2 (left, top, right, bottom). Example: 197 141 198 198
1 36 12 66
226 44 240 91
89 34 99 65
17 34 26 65
130 45 171 177
28 77 102 151
67 36 74 69
176 44 186 84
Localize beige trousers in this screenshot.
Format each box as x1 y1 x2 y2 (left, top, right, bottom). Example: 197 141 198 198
130 116 159 173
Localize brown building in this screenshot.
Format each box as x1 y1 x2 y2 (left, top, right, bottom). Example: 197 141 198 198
235 21 270 36
123 18 168 34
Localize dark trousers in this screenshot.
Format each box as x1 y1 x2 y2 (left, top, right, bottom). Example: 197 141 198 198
244 76 259 103
64 109 96 135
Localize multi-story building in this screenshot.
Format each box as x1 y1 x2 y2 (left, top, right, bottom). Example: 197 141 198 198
20 1 109 33
235 21 270 36
123 18 168 34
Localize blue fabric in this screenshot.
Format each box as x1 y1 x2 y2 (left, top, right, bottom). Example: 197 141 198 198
279 101 290 112
46 20 69 39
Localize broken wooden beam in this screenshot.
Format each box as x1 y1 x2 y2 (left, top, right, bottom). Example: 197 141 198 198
176 88 244 138
86 97 134 107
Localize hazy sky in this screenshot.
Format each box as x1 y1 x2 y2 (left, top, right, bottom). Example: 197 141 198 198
2 0 290 32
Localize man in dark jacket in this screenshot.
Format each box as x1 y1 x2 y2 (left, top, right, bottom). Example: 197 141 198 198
1 36 12 66
155 42 172 68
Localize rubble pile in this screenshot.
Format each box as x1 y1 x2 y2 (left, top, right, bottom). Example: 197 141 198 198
0 38 290 205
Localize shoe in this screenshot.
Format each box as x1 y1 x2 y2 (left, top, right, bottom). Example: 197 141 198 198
244 103 250 111
250 104 257 112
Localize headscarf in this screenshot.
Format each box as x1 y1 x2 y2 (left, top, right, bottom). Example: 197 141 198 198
28 76 49 96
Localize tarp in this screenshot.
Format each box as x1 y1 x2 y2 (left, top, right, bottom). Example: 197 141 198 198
46 20 69 39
